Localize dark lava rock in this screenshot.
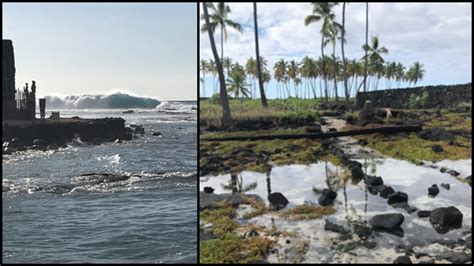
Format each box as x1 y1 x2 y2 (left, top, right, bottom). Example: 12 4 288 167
318 189 338 206
417 210 431 218
380 186 396 198
440 167 448 173
465 176 471 186
430 206 463 233
365 175 384 186
428 184 440 197
368 185 386 195
305 125 321 133
440 183 451 190
388 192 408 205
152 132 162 136
200 192 263 210
350 165 364 180
203 186 214 194
324 219 350 234
393 255 413 264
442 252 472 264
358 139 369 146
268 192 289 210
328 128 337 132
418 128 455 141
321 139 332 150
244 229 260 238
370 213 405 236
353 223 372 240
447 170 460 177
431 144 444 153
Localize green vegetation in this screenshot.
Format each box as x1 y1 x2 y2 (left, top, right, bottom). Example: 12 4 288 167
280 205 336 220
199 199 275 264
200 233 274 264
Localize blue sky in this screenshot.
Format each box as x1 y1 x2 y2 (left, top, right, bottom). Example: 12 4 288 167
3 3 197 100
200 3 472 99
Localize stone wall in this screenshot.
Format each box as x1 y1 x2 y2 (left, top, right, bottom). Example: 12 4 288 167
355 83 472 109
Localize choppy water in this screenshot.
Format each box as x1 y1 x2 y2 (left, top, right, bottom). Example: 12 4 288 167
200 158 472 263
3 102 197 263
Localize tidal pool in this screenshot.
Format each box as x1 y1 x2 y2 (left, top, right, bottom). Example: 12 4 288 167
200 158 472 263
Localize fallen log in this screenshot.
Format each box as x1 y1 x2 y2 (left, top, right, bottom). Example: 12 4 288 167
202 125 422 142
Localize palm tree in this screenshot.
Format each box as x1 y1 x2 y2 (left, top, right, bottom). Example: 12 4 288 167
394 62 405 88
341 2 349 102
325 24 344 101
223 57 233 77
287 60 300 98
253 3 268 107
200 2 243 63
245 57 257 98
273 59 288 98
227 71 250 101
363 2 369 93
202 2 232 127
362 35 388 91
305 2 339 102
406 62 425 86
207 59 218 94
200 59 208 97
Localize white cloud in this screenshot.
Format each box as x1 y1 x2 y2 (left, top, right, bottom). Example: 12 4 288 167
200 2 471 97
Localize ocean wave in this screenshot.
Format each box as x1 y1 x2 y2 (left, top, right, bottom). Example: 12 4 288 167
43 93 161 109
155 101 197 114
3 171 197 195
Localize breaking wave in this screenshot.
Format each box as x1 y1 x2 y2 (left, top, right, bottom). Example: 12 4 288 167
44 93 161 109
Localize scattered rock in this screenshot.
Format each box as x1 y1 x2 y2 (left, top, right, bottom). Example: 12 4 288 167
430 206 463 233
388 192 408 205
447 170 460 177
431 144 443 153
152 132 162 137
358 139 369 146
318 189 337 206
244 229 260 238
353 223 372 240
203 186 214 194
428 184 439 197
365 175 384 186
440 183 450 190
465 176 471 186
328 128 337 132
324 219 350 234
370 213 405 236
440 167 448 173
393 255 413 264
380 186 396 198
417 210 431 218
268 192 289 210
368 185 386 195
418 128 455 141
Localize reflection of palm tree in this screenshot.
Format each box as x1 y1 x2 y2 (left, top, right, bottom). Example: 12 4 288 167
222 173 257 194
266 168 272 197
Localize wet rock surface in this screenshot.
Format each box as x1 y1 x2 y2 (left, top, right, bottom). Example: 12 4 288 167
268 192 289 210
428 184 440 197
318 189 338 206
370 213 405 236
430 206 463 233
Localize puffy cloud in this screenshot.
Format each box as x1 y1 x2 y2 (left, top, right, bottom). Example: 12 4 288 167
200 2 471 96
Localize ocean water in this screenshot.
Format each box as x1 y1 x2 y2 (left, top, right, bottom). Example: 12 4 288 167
2 101 197 263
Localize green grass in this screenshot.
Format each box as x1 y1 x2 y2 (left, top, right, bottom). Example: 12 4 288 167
280 205 336 220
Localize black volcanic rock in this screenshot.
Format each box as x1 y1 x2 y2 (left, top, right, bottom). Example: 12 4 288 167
268 192 289 210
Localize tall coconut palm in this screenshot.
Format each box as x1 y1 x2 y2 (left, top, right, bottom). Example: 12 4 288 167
362 35 388 91
223 57 233 77
406 62 425 86
227 71 250 101
341 2 349 102
207 59 218 94
202 2 232 127
253 3 268 107
324 23 344 101
273 59 288 98
363 2 369 93
201 2 243 63
305 2 339 102
200 59 208 97
245 57 257 98
287 60 300 98
394 62 405 88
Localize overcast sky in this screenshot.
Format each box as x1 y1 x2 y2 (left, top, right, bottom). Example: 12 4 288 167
3 3 197 100
200 2 472 98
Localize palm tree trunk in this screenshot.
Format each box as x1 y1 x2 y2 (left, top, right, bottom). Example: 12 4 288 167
341 2 349 102
221 26 224 64
321 37 328 102
203 2 232 126
363 2 369 93
332 44 338 102
253 3 268 107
